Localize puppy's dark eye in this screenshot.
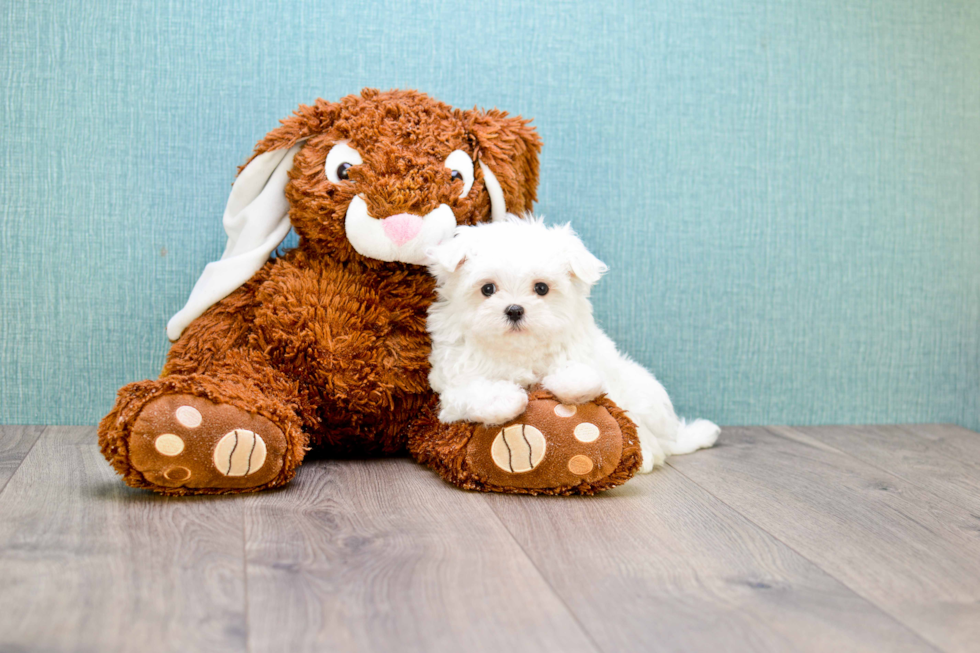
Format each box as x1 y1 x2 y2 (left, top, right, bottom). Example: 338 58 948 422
481 283 496 297
337 162 352 181
534 282 549 296
450 170 463 183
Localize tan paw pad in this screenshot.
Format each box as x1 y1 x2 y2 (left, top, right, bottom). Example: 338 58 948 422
154 433 185 456
554 404 577 418
491 424 546 473
164 466 191 482
175 405 202 428
213 429 268 477
568 455 594 475
573 422 600 442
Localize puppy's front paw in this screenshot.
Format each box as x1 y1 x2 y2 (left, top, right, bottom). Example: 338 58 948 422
469 382 529 425
542 363 606 405
439 381 529 426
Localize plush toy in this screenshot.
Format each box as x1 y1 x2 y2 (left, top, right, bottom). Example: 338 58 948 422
99 88 641 496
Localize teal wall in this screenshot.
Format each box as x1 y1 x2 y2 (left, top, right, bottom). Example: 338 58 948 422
1 0 978 429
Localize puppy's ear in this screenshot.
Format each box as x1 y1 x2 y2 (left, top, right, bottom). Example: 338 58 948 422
463 108 542 223
426 235 469 279
562 226 608 287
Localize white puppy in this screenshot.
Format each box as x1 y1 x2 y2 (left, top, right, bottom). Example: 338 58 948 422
426 216 719 472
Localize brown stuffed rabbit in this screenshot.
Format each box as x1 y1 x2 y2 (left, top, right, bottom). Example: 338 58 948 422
98 88 640 495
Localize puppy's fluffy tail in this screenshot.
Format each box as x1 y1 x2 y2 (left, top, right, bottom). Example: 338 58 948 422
663 419 721 456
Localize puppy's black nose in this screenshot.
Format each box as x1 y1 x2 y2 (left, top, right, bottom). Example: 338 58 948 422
505 305 525 322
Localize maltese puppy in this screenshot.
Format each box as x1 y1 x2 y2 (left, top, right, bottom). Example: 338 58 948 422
426 215 719 472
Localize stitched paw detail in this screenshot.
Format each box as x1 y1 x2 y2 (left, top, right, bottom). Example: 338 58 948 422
490 424 547 473
466 397 625 490
213 429 268 476
128 394 286 490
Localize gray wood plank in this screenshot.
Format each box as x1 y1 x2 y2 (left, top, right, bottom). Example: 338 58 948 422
0 426 247 653
244 457 598 653
791 424 980 515
669 425 980 653
895 424 980 468
0 425 44 493
483 462 937 653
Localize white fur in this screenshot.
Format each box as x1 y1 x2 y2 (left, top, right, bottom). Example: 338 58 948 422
426 216 720 472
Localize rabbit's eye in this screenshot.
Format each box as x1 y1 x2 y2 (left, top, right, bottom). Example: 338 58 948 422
444 150 474 197
325 142 362 183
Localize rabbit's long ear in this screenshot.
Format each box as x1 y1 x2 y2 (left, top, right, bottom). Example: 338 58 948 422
464 108 542 223
241 99 340 168
167 99 342 341
166 142 303 341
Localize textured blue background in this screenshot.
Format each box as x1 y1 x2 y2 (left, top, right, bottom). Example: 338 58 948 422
1 0 977 429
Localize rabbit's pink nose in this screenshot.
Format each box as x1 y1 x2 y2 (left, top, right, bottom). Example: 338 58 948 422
381 213 424 246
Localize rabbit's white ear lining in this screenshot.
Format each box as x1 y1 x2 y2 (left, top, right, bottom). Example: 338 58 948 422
166 142 305 341
478 161 508 223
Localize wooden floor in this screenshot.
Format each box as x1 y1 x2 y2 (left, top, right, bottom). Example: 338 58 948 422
0 424 978 652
